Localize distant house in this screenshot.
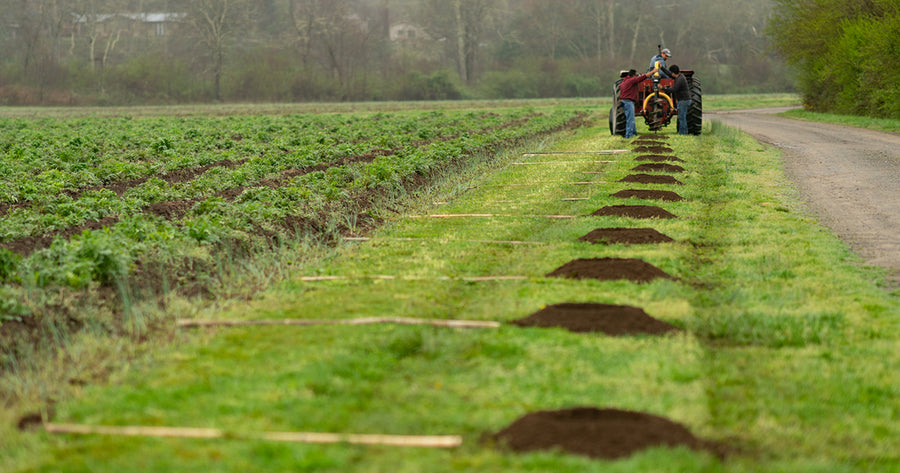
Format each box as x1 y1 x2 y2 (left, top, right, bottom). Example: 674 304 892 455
390 22 426 41
134 13 185 37
72 12 185 38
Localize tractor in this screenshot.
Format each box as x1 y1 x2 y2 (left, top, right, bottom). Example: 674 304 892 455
609 67 702 135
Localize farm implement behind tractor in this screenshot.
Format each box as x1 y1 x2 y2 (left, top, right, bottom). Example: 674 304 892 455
609 68 702 136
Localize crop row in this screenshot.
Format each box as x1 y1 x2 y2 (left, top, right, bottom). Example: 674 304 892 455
0 108 585 316
0 111 517 207
0 111 545 243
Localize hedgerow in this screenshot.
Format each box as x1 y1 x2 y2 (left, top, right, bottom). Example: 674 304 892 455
769 0 900 117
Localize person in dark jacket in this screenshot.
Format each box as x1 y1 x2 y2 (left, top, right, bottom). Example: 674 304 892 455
620 65 660 138
665 64 692 135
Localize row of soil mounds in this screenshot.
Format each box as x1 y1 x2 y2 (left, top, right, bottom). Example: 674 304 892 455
492 138 697 460
554 140 683 285
491 134 725 462
512 225 680 335
570 137 683 283
0 114 588 258
590 137 684 220
519 174 682 333
618 137 684 203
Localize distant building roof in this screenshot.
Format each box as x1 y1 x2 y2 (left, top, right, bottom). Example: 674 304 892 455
73 12 186 24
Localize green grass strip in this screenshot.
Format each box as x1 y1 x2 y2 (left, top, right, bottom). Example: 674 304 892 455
704 93 801 111
780 108 900 134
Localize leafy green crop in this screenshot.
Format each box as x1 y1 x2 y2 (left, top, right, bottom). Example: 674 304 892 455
0 108 584 316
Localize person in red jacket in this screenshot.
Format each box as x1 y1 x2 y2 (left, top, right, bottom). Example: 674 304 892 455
619 65 659 138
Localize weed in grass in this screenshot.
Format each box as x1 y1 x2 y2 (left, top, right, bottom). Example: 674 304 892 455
706 120 744 148
697 311 845 348
386 330 429 359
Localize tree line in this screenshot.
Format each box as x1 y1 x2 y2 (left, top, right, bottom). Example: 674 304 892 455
769 0 900 118
1 0 789 105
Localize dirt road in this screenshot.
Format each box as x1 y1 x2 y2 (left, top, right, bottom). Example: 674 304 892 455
708 108 900 286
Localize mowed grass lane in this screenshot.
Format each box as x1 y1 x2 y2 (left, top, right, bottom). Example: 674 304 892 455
6 118 899 472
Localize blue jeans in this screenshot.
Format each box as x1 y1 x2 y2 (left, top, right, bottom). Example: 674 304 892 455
677 99 691 135
623 100 637 138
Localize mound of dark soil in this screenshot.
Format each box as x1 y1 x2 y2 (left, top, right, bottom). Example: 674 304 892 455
634 154 685 163
578 227 675 245
492 407 721 460
612 189 684 202
638 134 668 139
618 174 683 185
632 139 667 146
546 257 674 283
633 146 674 154
631 163 685 173
511 303 679 335
591 205 677 219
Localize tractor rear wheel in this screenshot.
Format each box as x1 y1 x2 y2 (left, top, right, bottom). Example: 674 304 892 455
609 103 626 136
687 77 702 135
609 80 626 136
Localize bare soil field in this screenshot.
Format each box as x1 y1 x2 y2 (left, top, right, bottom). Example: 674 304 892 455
709 108 900 287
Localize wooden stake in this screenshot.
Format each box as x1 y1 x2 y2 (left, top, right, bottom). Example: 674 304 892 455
511 160 618 165
298 275 529 282
45 423 224 439
520 150 627 156
177 317 502 329
343 237 542 245
412 214 576 219
44 423 463 448
261 431 463 448
421 213 497 218
472 182 605 188
299 275 397 281
462 275 530 281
